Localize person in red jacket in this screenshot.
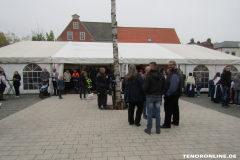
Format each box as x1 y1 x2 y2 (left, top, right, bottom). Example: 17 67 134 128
72 70 80 93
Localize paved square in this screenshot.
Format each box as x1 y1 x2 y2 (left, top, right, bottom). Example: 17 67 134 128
0 94 239 160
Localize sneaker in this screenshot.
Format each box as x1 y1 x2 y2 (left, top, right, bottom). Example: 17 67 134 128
229 101 233 104
197 95 200 97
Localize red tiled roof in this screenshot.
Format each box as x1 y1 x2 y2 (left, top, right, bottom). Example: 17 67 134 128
117 27 180 44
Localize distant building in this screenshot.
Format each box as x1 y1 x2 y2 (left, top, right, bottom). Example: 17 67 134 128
214 41 240 57
187 38 214 49
58 14 180 44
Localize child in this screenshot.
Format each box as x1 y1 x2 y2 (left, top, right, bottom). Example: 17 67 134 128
57 76 65 99
86 76 92 94
40 82 48 91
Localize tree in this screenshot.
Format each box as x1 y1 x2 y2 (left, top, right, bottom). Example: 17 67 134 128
46 30 54 41
0 32 9 47
31 26 45 41
4 31 20 44
21 35 31 41
111 0 121 109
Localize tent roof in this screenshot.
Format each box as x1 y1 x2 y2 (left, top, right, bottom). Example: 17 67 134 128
118 43 186 64
158 44 240 65
52 42 113 64
0 41 67 63
0 41 239 65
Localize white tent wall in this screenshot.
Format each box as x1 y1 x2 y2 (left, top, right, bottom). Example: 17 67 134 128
0 63 51 94
54 64 64 77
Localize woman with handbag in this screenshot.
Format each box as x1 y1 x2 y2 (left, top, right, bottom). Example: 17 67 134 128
79 71 88 100
13 71 21 98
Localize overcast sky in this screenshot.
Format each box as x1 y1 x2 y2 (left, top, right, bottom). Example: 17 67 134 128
0 0 239 44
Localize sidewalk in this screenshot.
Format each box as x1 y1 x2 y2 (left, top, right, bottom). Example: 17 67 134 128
0 94 239 160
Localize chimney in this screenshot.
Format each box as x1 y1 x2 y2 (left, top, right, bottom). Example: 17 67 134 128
72 14 80 20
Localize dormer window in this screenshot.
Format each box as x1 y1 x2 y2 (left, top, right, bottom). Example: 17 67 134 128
148 38 152 42
73 22 79 29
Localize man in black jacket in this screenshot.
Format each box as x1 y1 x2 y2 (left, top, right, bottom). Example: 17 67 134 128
96 68 108 109
161 60 182 129
142 62 165 134
221 66 231 108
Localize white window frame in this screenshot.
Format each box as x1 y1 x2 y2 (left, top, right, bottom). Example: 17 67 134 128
73 22 79 29
80 32 85 40
67 32 73 40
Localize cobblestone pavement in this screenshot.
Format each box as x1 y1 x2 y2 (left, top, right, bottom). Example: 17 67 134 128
0 94 240 160
180 93 240 119
0 94 43 120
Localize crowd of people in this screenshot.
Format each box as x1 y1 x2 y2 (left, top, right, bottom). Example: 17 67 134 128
122 61 181 134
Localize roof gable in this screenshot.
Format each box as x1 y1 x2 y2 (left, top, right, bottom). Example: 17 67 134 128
214 41 240 49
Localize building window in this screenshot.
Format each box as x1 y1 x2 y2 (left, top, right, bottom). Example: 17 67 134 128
225 52 229 54
67 32 73 40
73 22 79 29
193 65 209 88
147 38 152 42
232 52 236 56
22 64 42 90
80 32 85 40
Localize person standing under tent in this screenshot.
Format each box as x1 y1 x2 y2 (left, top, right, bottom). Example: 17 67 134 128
0 69 6 101
51 68 59 96
72 70 80 93
211 72 222 103
13 71 21 98
63 70 71 93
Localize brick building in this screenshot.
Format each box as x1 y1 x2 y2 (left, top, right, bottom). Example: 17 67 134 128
58 14 180 44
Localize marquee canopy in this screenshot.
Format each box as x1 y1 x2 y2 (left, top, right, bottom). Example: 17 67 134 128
0 41 240 65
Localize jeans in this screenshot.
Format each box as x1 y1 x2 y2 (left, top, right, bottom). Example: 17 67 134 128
146 97 162 131
196 85 201 96
80 87 86 98
73 81 78 92
142 101 147 117
222 86 230 106
234 90 240 105
208 81 214 97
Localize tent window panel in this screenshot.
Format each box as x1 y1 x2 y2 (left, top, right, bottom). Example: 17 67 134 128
28 72 33 77
23 63 42 90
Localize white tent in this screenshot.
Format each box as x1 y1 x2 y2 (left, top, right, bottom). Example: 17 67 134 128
0 41 67 64
158 44 240 65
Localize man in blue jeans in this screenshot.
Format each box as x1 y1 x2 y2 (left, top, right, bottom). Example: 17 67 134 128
221 66 231 108
142 62 165 134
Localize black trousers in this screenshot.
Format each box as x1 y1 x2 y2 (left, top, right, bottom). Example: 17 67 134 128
163 95 180 127
14 84 20 96
52 81 58 95
59 90 62 98
65 82 70 92
97 89 107 108
128 102 143 124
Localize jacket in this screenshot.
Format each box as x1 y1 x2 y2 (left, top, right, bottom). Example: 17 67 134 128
40 71 50 82
96 72 107 90
51 71 59 82
233 73 240 91
122 73 144 102
186 76 195 85
0 74 6 92
13 74 21 86
72 72 79 81
79 75 88 90
142 69 166 97
63 72 71 82
196 77 202 86
57 79 65 90
165 68 182 96
221 70 231 87
87 78 92 88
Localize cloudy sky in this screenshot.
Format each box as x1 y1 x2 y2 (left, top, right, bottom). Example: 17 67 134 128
0 0 239 44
